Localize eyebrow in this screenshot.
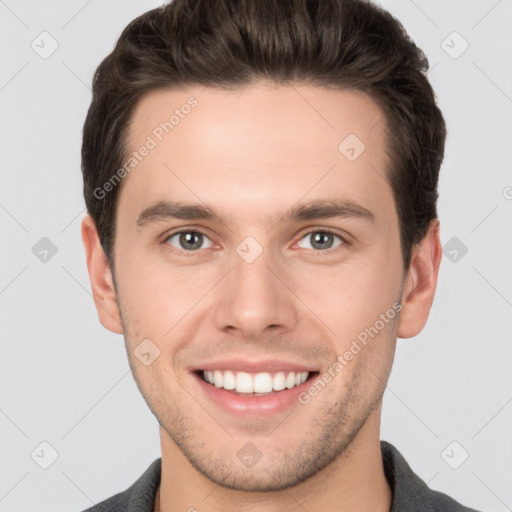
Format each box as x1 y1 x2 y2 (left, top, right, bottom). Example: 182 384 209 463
135 198 375 227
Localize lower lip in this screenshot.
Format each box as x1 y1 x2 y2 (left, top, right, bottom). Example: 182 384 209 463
192 372 318 417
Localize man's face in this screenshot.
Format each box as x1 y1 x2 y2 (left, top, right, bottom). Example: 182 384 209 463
110 83 405 490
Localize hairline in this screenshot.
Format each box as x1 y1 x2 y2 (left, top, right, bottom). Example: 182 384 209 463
107 80 409 277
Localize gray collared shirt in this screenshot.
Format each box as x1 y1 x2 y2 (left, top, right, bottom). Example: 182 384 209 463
82 440 481 511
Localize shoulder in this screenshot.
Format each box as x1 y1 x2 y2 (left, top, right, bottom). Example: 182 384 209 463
381 441 481 512
81 458 161 512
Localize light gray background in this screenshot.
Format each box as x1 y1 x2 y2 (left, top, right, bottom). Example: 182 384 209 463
1 1 511 511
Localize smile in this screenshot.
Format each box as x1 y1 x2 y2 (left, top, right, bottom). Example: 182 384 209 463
192 362 320 416
199 370 311 395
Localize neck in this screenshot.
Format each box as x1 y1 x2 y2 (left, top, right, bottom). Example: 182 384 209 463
156 408 391 512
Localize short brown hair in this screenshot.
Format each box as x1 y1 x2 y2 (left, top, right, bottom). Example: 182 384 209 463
82 0 446 272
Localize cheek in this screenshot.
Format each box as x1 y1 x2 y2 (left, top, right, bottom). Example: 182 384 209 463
116 258 216 340
293 255 400 338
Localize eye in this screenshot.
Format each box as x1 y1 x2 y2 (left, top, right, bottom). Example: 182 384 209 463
296 230 345 251
165 231 214 251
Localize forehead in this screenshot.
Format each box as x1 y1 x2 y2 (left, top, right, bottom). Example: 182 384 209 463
119 82 394 226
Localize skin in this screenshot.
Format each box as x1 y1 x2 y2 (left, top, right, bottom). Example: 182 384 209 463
82 82 442 512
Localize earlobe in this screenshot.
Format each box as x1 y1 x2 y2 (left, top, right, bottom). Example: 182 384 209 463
81 215 124 334
397 219 442 339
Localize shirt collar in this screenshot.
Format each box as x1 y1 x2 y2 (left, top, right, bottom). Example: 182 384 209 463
124 441 460 511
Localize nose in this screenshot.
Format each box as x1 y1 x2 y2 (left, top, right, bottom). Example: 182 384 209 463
212 244 298 340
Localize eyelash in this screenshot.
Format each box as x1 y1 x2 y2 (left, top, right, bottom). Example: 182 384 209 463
293 230 349 251
162 227 350 257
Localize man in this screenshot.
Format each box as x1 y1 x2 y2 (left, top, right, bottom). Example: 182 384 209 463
80 0 480 510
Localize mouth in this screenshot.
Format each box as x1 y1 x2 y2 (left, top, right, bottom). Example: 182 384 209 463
195 369 319 396
191 366 320 416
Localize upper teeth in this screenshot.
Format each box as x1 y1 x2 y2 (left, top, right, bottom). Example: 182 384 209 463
202 370 309 393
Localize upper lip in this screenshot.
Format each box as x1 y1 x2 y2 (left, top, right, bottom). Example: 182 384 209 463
190 358 319 374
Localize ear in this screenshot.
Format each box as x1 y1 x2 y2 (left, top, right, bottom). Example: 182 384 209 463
397 219 442 339
81 214 124 334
